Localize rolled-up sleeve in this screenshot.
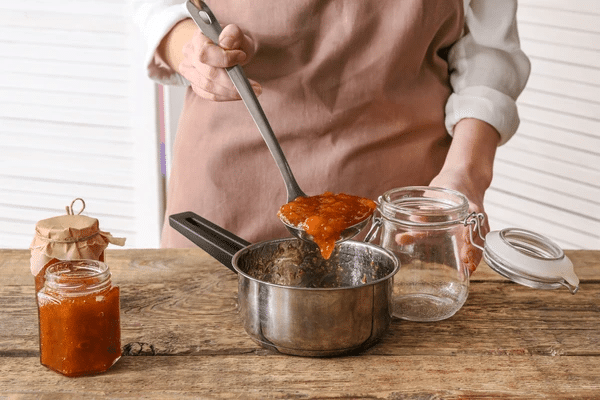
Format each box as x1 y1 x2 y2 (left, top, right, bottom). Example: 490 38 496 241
130 0 190 86
445 0 531 145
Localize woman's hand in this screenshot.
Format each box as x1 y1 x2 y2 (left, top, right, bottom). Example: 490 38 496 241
429 118 500 275
158 19 262 101
180 24 261 101
428 167 489 275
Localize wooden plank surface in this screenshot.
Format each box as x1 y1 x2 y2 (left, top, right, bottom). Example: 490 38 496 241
1 249 599 399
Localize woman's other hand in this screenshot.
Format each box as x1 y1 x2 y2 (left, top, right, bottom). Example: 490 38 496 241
428 165 489 276
158 19 262 101
429 118 500 275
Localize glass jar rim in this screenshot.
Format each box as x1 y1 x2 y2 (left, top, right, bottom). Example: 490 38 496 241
378 186 469 227
44 259 111 295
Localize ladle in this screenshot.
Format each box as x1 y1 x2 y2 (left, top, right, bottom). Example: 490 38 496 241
186 0 371 243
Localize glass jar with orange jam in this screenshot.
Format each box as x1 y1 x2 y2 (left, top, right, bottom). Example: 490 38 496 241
37 260 121 377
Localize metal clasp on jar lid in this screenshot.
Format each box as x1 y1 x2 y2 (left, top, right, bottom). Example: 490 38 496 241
464 212 579 294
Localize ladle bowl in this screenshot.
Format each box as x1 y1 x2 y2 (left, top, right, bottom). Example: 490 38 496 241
282 215 373 244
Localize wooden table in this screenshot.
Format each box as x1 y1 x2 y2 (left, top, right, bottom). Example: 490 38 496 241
1 248 599 399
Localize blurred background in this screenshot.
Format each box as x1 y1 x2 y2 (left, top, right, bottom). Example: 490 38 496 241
0 0 598 250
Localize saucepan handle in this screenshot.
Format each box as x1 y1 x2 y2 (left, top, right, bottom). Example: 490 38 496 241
169 212 251 274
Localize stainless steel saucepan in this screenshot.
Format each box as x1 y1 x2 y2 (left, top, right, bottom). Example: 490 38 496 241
169 212 399 357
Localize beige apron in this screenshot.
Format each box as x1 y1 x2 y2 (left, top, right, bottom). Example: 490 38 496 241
163 0 464 247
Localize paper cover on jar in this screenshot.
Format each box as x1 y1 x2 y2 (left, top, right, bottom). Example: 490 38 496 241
29 198 126 276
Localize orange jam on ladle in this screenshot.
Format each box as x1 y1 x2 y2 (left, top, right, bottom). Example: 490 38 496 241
278 192 377 259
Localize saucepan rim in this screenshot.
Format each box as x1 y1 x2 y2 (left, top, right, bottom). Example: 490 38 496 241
231 237 399 291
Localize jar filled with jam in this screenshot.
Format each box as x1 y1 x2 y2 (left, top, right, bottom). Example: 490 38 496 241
37 260 121 377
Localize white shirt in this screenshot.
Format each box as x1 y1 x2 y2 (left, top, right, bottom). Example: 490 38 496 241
131 0 531 145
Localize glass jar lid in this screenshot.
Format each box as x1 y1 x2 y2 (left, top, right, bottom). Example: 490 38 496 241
483 228 579 294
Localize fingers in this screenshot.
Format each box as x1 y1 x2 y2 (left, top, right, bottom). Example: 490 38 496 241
180 62 263 101
395 232 416 246
179 45 239 101
460 211 489 276
192 25 248 66
461 228 481 276
394 231 429 246
393 214 488 276
179 25 262 101
219 24 258 66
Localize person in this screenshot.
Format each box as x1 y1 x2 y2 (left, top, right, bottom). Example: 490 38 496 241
132 0 530 273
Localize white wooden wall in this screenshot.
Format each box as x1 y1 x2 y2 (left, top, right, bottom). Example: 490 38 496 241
486 0 600 249
0 1 164 249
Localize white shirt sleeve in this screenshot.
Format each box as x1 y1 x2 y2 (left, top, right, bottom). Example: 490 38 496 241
446 0 531 145
131 0 190 86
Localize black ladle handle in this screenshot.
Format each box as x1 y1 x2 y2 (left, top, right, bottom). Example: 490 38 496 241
169 212 250 273
185 0 306 202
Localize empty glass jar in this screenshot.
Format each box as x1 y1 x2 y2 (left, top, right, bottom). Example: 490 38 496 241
371 187 472 321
